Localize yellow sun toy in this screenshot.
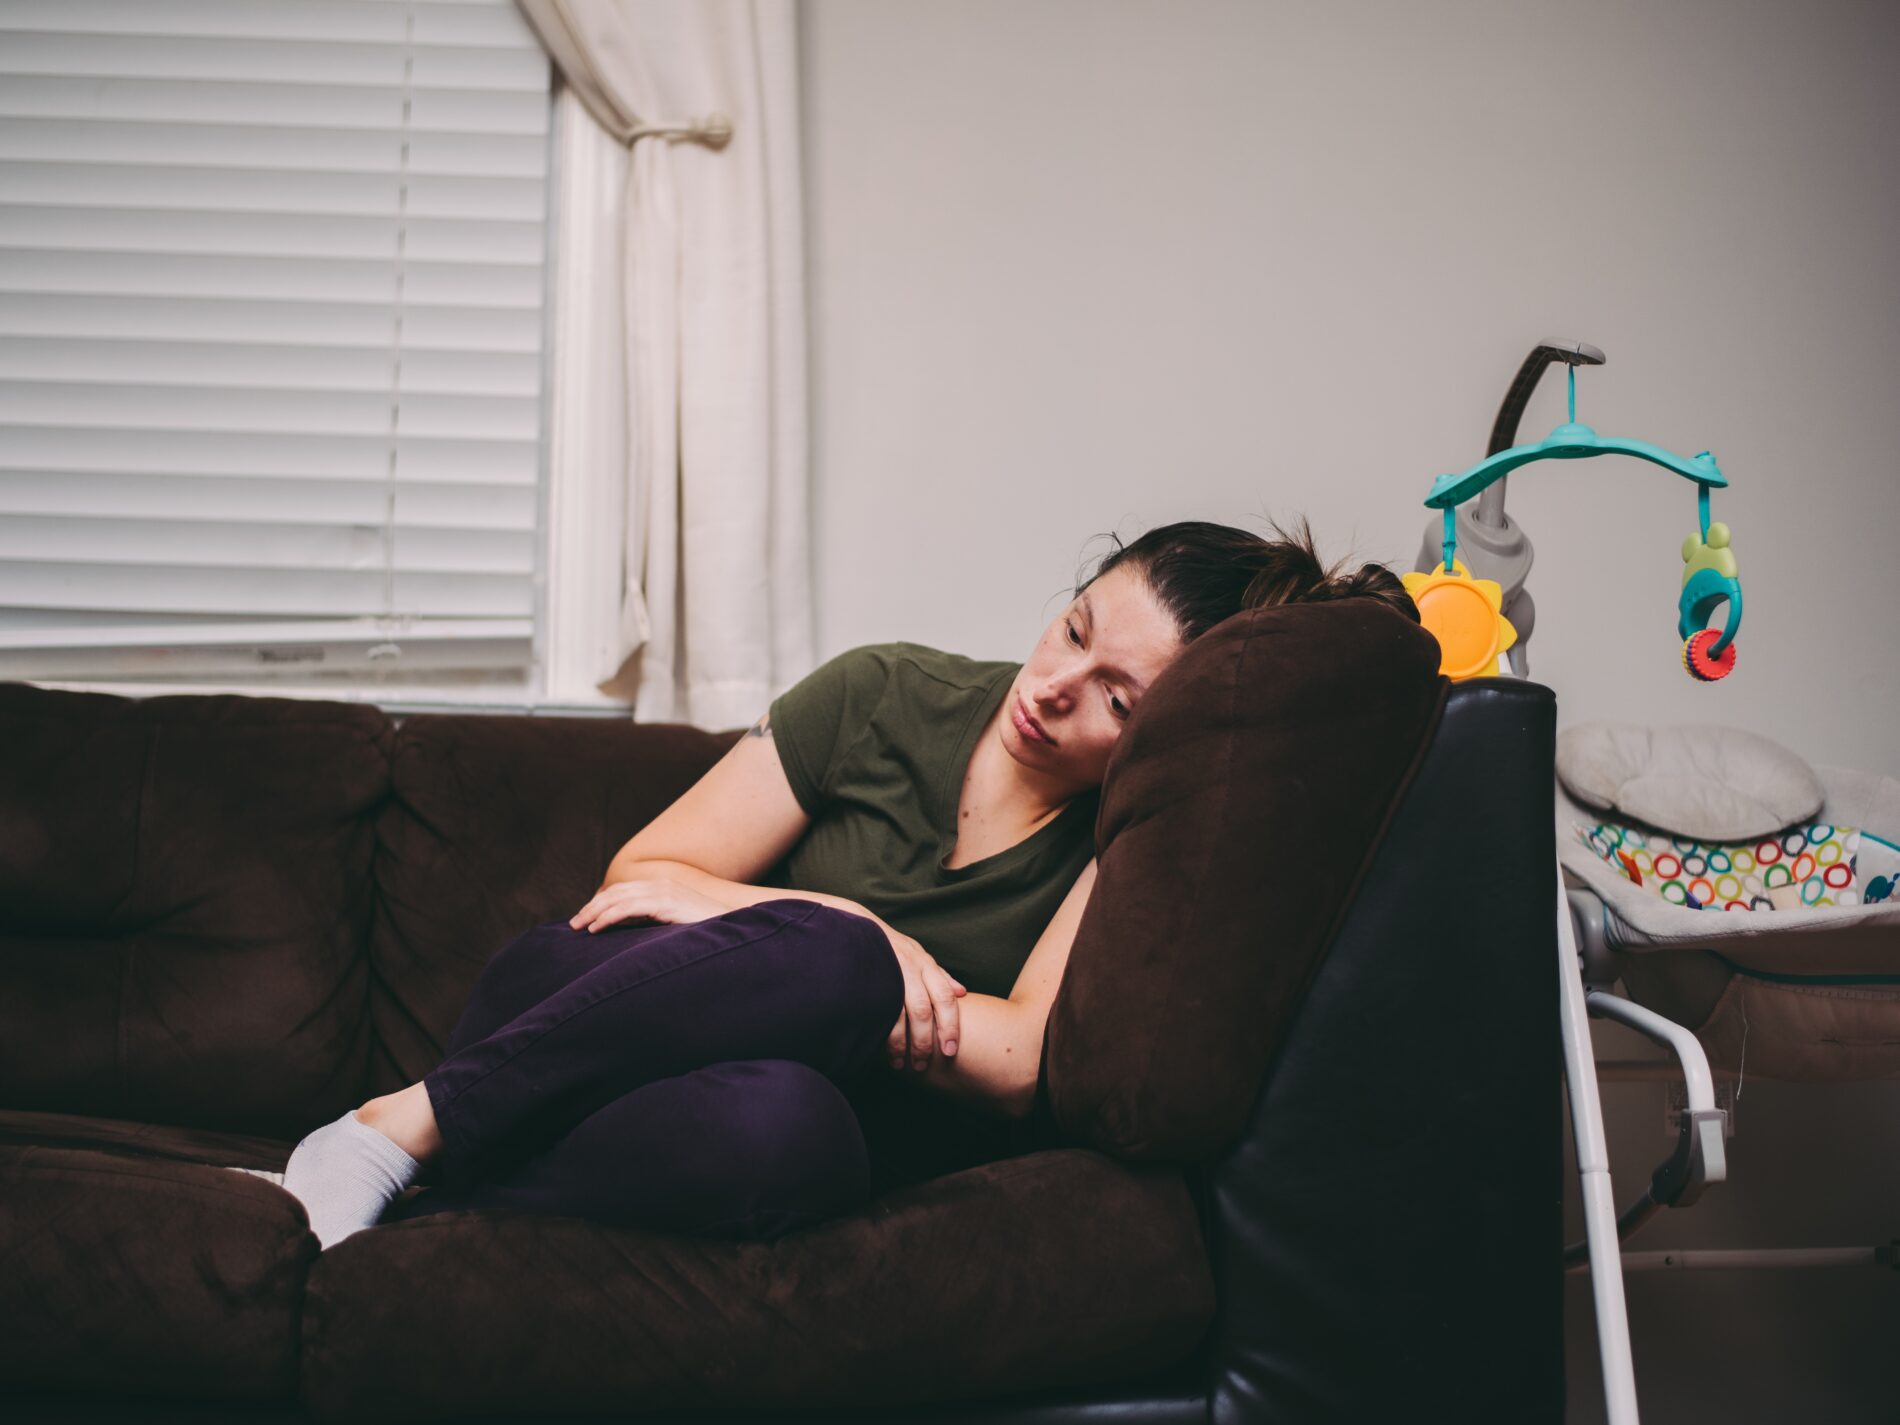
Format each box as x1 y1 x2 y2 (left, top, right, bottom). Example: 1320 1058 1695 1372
1401 558 1518 682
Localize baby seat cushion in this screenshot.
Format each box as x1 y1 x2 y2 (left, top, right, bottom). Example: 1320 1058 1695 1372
1557 759 1900 1083
1572 817 1898 912
1557 721 1825 844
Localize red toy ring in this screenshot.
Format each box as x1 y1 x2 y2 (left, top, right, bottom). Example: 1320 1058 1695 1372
1683 628 1738 682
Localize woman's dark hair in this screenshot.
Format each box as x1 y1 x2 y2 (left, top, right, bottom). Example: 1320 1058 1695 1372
1075 514 1420 647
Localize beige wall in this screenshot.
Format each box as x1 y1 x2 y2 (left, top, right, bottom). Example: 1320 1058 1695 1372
800 2 1900 1420
800 0 1897 773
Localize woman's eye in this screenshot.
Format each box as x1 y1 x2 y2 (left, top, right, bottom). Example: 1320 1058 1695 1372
1070 620 1129 719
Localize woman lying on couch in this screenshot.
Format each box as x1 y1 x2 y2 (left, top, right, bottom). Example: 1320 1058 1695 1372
279 516 1419 1250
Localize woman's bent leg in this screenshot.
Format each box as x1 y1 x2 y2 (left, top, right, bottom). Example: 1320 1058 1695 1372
442 917 671 1059
421 900 903 1186
388 1059 876 1241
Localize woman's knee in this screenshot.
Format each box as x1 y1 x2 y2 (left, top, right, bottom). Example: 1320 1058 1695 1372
794 905 906 1019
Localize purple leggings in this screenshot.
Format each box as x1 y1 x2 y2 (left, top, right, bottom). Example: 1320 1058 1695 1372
380 899 911 1242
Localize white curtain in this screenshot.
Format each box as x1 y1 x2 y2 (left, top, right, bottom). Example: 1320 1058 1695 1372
517 0 813 729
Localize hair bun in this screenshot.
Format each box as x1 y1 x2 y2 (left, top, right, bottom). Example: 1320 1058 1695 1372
1341 563 1394 596
1315 562 1420 623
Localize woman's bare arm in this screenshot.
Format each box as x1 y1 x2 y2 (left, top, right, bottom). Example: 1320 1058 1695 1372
588 710 884 923
908 857 1099 1120
600 856 880 924
594 711 811 889
905 993 1044 1119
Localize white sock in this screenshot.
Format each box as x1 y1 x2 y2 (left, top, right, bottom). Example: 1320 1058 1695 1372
280 1109 422 1250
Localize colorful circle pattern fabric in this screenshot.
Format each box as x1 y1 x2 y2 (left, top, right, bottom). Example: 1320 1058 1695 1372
1575 819 1884 912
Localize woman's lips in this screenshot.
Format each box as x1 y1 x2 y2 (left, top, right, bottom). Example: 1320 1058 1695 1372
1014 695 1053 745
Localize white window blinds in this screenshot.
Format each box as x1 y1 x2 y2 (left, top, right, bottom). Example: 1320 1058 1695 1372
0 0 554 688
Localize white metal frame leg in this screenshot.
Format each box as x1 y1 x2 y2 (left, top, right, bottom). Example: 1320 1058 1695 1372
1555 856 1641 1424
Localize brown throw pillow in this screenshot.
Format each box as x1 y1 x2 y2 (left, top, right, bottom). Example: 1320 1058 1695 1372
1039 597 1447 1160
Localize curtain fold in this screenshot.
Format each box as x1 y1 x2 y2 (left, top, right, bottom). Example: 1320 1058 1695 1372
517 0 813 729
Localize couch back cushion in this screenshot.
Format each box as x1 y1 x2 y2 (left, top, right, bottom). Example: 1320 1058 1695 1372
0 685 391 1137
1038 599 1447 1159
365 715 742 1095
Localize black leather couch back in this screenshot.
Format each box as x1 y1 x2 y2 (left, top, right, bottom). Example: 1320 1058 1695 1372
1204 678 1564 1423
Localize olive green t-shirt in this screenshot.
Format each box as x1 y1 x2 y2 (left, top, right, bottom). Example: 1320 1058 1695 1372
760 641 1099 999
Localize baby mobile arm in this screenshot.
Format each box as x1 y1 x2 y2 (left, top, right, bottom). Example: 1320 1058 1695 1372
1405 340 1743 683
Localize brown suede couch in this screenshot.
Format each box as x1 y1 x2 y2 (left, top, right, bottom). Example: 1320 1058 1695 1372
0 600 1565 1422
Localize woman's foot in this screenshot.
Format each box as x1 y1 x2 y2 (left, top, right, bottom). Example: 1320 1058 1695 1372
280 1083 442 1250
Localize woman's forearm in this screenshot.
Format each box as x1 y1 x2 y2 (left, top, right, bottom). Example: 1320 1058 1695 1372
908 992 1040 1120
599 857 877 923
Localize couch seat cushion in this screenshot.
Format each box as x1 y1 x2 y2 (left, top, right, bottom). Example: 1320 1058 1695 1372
0 1105 295 1171
0 1139 315 1401
302 1147 1213 1420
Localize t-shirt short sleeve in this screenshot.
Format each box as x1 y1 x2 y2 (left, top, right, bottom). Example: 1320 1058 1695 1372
766 644 897 818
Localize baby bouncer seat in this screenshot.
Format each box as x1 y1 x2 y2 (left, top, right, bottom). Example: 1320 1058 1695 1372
1404 340 1899 1425
1558 720 1900 1084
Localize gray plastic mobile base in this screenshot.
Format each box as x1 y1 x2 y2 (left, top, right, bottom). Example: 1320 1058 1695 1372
1412 504 1536 676
1410 339 1604 678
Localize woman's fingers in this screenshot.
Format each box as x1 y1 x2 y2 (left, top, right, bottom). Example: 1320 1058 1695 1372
874 930 968 1070
568 882 665 932
889 1006 922 1070
884 944 909 1067
877 935 968 1069
926 965 960 1057
886 947 941 1070
570 884 627 930
573 902 625 932
903 972 937 1068
882 940 916 1069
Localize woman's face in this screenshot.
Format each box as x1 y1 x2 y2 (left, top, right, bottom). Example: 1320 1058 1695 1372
1004 564 1184 789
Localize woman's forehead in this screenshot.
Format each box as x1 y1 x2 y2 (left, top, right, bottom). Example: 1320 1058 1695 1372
1078 576 1181 685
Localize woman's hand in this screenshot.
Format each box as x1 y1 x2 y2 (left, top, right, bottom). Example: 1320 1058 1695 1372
567 877 732 933
873 921 968 1072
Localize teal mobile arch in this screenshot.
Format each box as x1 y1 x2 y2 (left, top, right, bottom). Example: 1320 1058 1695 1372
1415 342 1742 677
